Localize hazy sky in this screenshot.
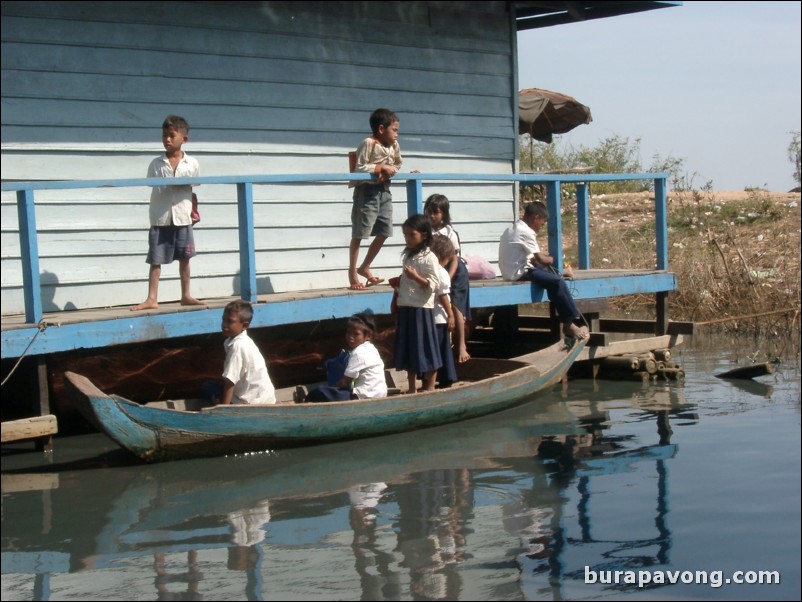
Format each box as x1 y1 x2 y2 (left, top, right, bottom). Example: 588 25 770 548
517 1 801 192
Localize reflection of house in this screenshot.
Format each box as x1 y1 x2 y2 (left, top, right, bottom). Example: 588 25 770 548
1 1 679 313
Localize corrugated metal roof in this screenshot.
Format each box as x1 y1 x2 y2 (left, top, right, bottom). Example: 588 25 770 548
515 1 681 31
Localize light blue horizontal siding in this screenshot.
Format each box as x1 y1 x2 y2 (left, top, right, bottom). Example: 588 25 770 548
1 1 518 315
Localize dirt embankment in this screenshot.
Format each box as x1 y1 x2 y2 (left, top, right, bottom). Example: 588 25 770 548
561 188 801 332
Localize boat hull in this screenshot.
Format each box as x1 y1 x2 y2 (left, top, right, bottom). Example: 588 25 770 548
65 340 585 461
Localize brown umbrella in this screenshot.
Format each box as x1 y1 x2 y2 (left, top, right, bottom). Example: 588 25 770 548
519 88 592 144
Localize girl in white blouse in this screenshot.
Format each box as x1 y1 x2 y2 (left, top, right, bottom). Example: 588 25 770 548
393 214 442 393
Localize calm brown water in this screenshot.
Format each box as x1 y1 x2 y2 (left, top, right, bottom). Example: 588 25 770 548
2 336 800 601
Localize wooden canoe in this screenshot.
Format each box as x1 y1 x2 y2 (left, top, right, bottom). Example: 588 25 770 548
64 338 586 462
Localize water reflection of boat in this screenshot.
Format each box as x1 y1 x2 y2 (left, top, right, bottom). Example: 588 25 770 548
64 340 585 461
1 398 577 591
2 377 694 601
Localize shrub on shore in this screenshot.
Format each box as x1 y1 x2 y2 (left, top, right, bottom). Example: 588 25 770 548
556 188 800 341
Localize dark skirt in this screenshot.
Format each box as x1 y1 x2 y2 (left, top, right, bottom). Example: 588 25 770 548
451 258 471 320
394 306 442 374
435 324 458 387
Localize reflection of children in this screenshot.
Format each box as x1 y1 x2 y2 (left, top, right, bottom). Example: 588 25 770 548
429 236 458 388
348 108 403 290
425 194 471 363
394 215 441 393
153 551 202 601
348 481 388 526
132 115 203 311
206 300 276 405
228 500 271 547
305 312 387 402
226 499 271 572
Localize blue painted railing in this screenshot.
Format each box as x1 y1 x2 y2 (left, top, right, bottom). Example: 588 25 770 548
2 172 668 325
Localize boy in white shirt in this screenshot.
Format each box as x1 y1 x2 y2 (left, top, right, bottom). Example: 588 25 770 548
217 300 276 405
132 114 203 311
498 201 588 340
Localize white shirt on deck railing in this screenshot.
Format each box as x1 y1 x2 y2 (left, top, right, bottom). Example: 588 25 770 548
498 219 540 281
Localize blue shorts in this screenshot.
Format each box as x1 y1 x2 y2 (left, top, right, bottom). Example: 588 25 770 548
352 184 393 239
146 225 197 265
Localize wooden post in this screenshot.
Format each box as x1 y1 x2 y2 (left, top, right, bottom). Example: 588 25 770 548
492 305 519 358
17 189 43 324
576 183 590 269
35 357 53 451
545 180 562 273
237 182 258 303
655 291 668 335
406 178 424 216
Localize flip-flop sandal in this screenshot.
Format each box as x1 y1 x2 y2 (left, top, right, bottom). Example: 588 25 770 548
364 277 384 287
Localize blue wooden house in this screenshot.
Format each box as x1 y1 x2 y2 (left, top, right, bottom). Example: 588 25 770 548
2 0 679 314
1 1 683 440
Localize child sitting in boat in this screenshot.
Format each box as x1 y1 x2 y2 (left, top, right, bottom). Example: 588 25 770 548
205 300 276 405
303 312 388 402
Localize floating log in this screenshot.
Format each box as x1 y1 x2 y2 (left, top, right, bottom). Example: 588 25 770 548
715 362 775 380
639 357 658 374
596 370 653 383
657 367 685 380
597 356 640 371
653 349 671 362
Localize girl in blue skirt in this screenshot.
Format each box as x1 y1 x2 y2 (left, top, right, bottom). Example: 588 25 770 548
393 214 442 393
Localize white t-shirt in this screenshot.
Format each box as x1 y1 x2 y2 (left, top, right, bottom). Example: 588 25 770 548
434 265 452 325
498 219 539 281
223 331 276 404
147 152 200 227
344 341 387 399
434 224 461 255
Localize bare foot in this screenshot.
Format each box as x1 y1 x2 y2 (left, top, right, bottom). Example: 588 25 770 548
349 269 366 290
357 267 384 286
131 300 158 311
457 348 471 363
180 296 206 306
564 323 589 340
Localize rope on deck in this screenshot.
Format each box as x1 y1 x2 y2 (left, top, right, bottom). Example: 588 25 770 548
1 321 58 387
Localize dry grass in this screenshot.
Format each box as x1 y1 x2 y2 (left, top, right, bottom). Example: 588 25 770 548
558 189 801 338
